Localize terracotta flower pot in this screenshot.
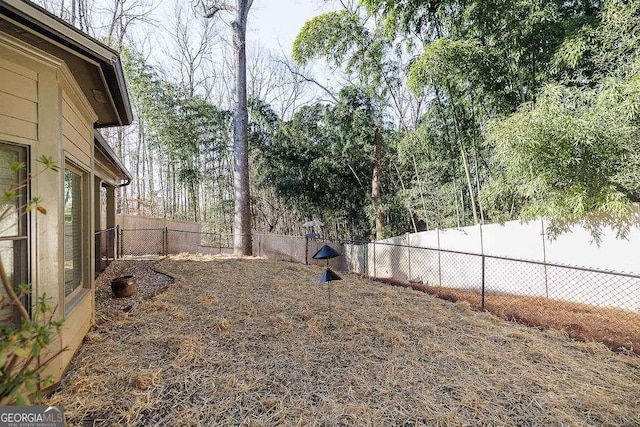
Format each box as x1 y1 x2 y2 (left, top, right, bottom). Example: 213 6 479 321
110 275 136 298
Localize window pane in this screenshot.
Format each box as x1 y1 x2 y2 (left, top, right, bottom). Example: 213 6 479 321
0 148 19 238
0 240 15 323
0 145 27 326
64 169 83 296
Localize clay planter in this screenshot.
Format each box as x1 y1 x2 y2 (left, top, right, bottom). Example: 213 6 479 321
110 275 136 298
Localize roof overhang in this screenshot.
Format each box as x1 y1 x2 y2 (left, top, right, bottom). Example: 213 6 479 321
94 131 131 187
0 0 133 127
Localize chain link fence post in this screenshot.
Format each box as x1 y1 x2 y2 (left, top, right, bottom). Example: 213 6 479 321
480 223 485 311
163 227 168 256
364 241 369 277
373 241 377 279
541 218 549 298
437 228 442 287
305 235 309 265
118 225 123 258
481 254 486 311
407 232 412 281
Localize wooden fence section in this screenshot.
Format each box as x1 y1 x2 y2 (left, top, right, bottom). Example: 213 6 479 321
115 215 230 256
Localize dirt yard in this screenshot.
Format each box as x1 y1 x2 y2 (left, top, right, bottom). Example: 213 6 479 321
49 255 640 426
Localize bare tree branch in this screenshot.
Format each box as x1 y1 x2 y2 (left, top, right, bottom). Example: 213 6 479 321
277 58 339 104
204 1 234 18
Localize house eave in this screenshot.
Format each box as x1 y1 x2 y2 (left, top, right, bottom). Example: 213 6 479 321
0 0 133 126
94 131 132 187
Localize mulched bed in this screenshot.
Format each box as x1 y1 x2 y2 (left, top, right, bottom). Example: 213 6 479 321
93 260 174 325
49 255 640 426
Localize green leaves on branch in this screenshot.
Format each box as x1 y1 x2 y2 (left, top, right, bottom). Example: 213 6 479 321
0 153 62 405
486 80 640 239
0 292 64 405
483 0 640 239
408 38 481 94
360 0 450 40
37 155 59 172
251 87 381 235
1 156 57 219
293 10 386 88
293 11 364 67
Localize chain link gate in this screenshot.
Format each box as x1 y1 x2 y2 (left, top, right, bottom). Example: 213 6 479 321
118 227 167 257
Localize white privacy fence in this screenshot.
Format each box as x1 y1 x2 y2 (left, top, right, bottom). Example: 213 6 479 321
350 219 640 312
252 217 640 312
354 241 640 312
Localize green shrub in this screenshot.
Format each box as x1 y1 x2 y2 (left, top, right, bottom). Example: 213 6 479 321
0 155 65 405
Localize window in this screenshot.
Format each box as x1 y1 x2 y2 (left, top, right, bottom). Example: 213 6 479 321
64 163 87 301
0 144 28 326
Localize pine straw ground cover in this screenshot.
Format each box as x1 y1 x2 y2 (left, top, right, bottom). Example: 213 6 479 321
388 282 640 354
49 256 640 426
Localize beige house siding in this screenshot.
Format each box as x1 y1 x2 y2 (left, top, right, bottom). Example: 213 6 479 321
0 0 132 393
62 90 92 168
42 288 93 382
55 67 97 379
0 55 38 141
0 33 97 384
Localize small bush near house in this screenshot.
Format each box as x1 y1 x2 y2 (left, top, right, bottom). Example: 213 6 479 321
0 155 64 405
0 290 64 405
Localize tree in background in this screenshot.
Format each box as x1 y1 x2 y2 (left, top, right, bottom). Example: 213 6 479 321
30 0 640 242
485 0 640 240
293 7 393 239
202 0 253 255
250 87 384 239
361 0 607 230
122 49 234 224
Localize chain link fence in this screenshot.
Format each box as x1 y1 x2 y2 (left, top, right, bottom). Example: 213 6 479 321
95 227 117 277
362 242 640 313
363 241 640 352
118 229 640 314
115 229 640 352
117 228 233 257
252 234 640 352
118 228 166 257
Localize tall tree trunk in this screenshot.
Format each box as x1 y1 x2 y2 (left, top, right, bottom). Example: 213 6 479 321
458 140 478 224
191 179 198 222
146 140 155 215
171 162 177 217
70 0 76 26
232 0 253 255
371 127 384 240
135 120 142 213
116 126 126 214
